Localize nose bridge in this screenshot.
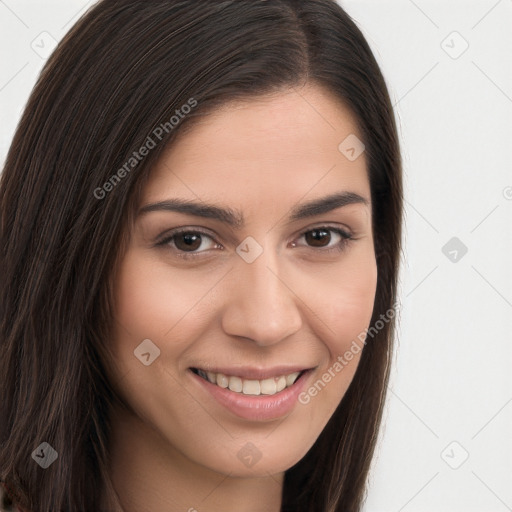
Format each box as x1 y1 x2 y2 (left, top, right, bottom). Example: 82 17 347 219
220 243 303 346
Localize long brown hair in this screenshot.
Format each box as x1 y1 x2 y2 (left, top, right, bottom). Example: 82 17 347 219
0 1 403 510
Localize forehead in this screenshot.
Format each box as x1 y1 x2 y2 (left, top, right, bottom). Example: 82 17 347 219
143 84 369 209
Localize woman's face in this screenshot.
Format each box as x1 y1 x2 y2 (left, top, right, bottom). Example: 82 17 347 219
109 83 377 477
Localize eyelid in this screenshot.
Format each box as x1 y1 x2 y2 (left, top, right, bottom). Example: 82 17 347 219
290 222 354 241
155 226 217 245
155 223 353 244
155 222 356 259
289 224 354 254
154 226 220 260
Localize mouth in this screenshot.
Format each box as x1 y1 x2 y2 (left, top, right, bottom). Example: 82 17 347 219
189 365 315 421
190 367 309 397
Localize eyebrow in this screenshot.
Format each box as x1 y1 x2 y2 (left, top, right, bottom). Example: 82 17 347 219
137 191 370 228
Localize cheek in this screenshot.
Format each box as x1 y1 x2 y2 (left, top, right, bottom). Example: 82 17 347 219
108 252 220 421
329 270 377 348
112 251 221 348
294 254 377 428
308 249 378 355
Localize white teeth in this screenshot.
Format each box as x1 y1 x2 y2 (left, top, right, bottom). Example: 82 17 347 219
260 378 277 395
195 369 303 396
276 376 287 392
242 379 261 395
228 376 243 393
286 372 300 386
216 373 228 388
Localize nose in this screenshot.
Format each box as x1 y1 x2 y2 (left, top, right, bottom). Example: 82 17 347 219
220 246 303 347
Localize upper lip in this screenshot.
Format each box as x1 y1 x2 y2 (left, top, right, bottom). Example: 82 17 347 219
190 365 314 380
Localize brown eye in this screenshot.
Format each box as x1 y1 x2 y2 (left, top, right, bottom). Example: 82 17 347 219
293 226 353 253
304 228 332 247
157 229 220 257
174 232 203 252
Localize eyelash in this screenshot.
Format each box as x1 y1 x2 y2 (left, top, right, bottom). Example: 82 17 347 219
155 225 354 260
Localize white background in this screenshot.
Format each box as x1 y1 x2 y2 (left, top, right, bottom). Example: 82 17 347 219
1 1 511 511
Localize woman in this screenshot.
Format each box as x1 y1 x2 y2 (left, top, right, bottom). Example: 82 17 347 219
0 0 403 510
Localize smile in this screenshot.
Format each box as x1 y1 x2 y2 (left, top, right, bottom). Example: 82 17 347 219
191 368 304 396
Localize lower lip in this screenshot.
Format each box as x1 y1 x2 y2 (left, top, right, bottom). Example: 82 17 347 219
190 369 312 421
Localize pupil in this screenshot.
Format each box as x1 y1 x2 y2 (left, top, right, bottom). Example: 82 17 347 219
306 229 330 247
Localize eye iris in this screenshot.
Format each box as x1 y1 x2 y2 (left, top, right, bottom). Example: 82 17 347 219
305 229 331 247
175 233 202 251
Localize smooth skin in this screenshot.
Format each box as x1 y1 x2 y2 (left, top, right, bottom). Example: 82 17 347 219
103 83 378 512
